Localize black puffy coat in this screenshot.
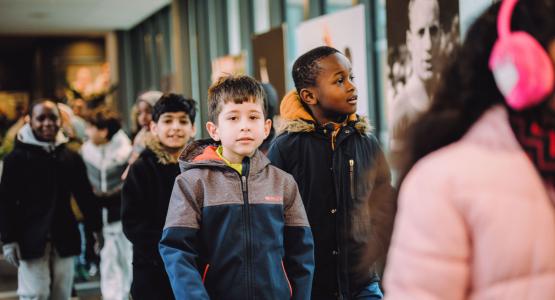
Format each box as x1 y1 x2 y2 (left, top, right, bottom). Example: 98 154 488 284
122 139 181 266
0 138 102 259
268 103 396 299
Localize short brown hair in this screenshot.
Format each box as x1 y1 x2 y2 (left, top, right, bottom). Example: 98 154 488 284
207 75 266 123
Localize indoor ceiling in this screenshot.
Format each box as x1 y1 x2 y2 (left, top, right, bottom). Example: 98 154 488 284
0 0 172 35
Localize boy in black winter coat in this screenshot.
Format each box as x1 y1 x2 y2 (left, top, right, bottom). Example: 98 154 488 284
122 93 197 300
0 100 102 299
268 46 396 300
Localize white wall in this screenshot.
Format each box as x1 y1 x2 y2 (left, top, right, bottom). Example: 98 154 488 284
459 0 494 38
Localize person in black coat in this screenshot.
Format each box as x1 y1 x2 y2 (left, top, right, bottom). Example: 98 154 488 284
0 100 102 299
122 93 196 300
268 46 396 299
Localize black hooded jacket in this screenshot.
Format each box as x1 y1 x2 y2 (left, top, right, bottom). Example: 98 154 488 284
268 91 396 299
0 127 102 259
122 136 181 266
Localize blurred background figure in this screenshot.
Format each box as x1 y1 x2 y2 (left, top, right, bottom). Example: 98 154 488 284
0 100 102 300
122 94 197 300
130 91 163 161
81 110 132 300
259 83 278 154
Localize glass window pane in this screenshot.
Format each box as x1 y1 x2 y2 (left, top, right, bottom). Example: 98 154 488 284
326 0 352 14
285 0 304 90
254 0 271 34
227 0 241 55
375 0 388 142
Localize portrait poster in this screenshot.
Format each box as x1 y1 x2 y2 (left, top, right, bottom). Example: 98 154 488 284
385 0 460 151
295 5 369 117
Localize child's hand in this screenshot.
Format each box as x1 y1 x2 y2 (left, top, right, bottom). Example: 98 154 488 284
2 242 21 267
93 231 104 254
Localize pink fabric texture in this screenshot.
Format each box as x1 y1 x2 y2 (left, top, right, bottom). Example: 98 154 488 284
384 105 555 299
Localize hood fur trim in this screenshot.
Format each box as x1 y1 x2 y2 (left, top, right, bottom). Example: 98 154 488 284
279 116 372 134
280 90 314 122
144 133 179 165
278 90 372 134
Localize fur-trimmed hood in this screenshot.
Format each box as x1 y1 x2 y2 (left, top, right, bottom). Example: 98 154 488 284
143 133 180 165
178 139 220 166
278 90 373 134
178 139 270 174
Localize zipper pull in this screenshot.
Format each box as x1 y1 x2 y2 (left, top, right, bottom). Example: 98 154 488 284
241 175 247 191
349 159 355 199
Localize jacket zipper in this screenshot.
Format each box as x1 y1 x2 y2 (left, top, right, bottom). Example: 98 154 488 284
349 159 355 200
240 158 252 299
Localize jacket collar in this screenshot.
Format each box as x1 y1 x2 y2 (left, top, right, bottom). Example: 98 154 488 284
81 130 132 169
178 139 270 174
278 90 372 134
17 123 68 153
144 133 179 165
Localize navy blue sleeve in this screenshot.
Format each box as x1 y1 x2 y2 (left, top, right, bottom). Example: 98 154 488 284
283 177 315 300
284 226 315 300
159 176 208 299
159 227 209 300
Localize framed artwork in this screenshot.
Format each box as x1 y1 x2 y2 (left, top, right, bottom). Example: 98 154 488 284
385 0 460 150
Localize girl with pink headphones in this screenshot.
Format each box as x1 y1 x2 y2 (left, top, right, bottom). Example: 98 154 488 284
383 0 555 298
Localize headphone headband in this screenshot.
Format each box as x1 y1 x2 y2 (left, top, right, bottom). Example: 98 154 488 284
498 0 518 38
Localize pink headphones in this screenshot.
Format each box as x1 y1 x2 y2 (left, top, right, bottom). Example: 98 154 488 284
489 0 554 110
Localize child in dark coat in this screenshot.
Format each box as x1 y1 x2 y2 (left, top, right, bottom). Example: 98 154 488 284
268 46 396 300
0 100 102 299
122 93 197 300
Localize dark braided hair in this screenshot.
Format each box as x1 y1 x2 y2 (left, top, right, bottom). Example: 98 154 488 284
292 46 340 94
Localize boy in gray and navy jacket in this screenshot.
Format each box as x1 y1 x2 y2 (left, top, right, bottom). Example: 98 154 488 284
159 75 315 300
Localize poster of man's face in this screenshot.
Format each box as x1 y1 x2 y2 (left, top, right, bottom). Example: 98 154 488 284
386 0 460 151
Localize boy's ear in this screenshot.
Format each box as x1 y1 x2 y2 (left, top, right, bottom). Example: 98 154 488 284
206 121 220 141
263 118 272 139
149 120 157 133
299 88 317 106
190 124 197 138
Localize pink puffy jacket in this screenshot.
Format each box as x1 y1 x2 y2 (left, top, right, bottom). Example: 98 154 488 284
384 105 555 299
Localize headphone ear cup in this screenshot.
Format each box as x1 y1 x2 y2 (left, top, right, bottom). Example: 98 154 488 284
489 32 554 110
